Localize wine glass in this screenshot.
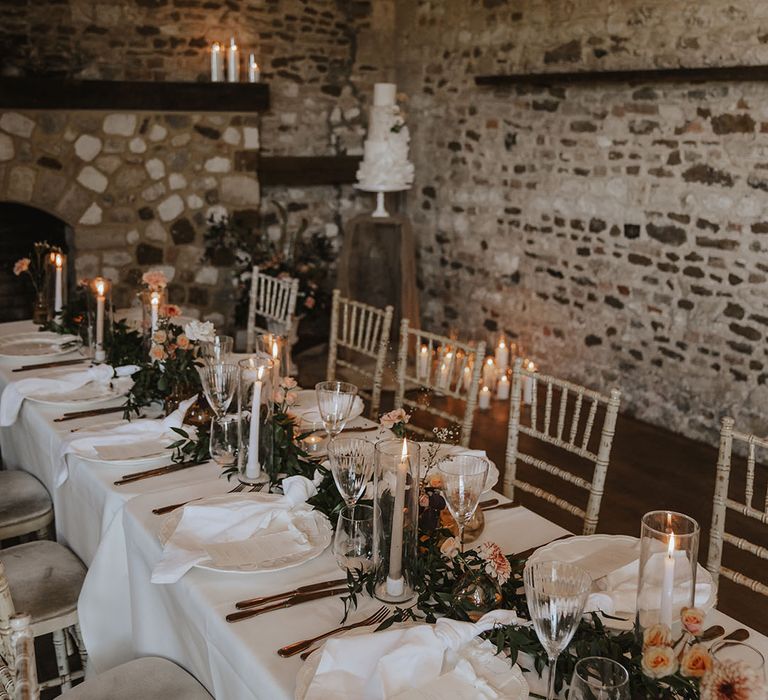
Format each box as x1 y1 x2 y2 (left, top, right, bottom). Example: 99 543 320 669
437 455 488 552
199 335 234 365
315 381 358 440
210 414 239 468
524 561 592 700
198 363 238 417
327 438 376 508
333 504 374 572
567 656 630 700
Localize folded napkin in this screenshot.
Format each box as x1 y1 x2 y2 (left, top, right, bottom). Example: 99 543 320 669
0 364 138 427
151 474 321 583
56 395 194 487
304 609 519 700
580 543 712 615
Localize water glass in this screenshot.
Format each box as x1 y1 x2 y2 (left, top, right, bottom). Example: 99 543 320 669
334 505 374 572
438 455 489 551
199 335 234 364
524 560 592 700
210 414 239 468
567 656 630 700
315 381 358 439
327 438 376 507
299 419 327 456
198 363 238 417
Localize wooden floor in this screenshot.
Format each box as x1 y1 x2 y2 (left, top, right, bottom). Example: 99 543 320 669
301 348 768 635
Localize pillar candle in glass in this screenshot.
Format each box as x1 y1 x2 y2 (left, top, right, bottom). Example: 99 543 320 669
227 36 240 82
462 363 472 392
523 360 536 403
210 42 224 82
478 385 491 410
496 373 510 400
637 510 700 633
482 356 496 389
258 332 290 383
373 438 420 603
237 356 274 485
495 336 509 372
248 53 261 82
416 344 430 382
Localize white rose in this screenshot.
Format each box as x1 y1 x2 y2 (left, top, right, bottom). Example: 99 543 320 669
184 320 216 343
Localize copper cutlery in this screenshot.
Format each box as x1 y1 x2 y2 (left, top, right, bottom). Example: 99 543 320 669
235 578 347 610
482 501 519 512
114 460 206 486
340 426 381 434
13 358 89 372
54 405 126 422
479 498 499 509
151 483 267 515
278 606 389 658
226 587 348 623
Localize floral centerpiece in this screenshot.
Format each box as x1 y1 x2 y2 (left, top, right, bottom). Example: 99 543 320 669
13 241 61 323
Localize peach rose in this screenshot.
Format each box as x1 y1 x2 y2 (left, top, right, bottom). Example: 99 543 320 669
428 474 443 488
642 645 678 679
273 387 286 404
13 258 30 276
153 330 167 344
280 377 298 390
380 408 411 429
643 623 673 649
176 334 190 350
440 536 460 559
681 607 706 636
163 303 182 318
149 345 166 362
142 269 168 289
285 391 298 406
680 644 713 678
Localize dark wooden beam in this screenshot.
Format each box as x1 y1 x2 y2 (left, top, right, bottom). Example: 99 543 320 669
257 155 362 187
0 77 269 112
475 64 768 87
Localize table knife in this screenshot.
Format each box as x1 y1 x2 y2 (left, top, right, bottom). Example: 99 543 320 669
13 358 89 372
235 578 347 610
226 587 348 623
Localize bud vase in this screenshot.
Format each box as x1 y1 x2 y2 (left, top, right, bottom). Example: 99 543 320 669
32 290 48 324
452 571 502 622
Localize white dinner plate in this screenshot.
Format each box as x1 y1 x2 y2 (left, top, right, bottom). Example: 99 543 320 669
527 534 716 631
291 389 365 425
0 332 82 360
418 443 500 493
26 376 133 410
159 505 332 574
294 625 529 700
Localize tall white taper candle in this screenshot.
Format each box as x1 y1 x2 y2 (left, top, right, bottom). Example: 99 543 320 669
386 438 409 597
246 372 262 480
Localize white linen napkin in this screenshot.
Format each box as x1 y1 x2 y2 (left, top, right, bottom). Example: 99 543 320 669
303 610 519 700
0 364 138 427
151 474 321 583
55 395 194 487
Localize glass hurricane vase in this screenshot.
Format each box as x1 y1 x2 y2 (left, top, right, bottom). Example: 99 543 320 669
452 571 502 622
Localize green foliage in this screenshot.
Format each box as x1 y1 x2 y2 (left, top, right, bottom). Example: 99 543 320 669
166 426 211 465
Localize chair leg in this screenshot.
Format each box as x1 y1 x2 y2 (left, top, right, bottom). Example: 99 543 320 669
52 628 73 691
71 623 88 672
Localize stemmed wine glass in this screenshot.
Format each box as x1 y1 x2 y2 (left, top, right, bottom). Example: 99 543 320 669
198 364 238 418
199 335 234 365
524 561 592 700
315 381 358 441
327 437 376 508
567 656 630 700
437 455 489 552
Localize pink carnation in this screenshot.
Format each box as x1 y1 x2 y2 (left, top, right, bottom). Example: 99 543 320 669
477 541 511 585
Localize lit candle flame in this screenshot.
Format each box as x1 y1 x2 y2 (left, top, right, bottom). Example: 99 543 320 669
212 41 221 52
271 340 279 359
150 291 160 306
95 279 105 297
486 357 494 366
54 253 63 269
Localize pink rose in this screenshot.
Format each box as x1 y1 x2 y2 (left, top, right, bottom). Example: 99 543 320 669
280 377 298 390
273 387 286 404
304 296 316 309
142 269 168 290
163 304 182 318
13 258 30 276
285 391 298 406
681 607 706 636
380 408 411 430
642 646 678 679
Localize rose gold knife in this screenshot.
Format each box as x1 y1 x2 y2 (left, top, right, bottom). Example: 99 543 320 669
226 587 348 623
235 578 347 610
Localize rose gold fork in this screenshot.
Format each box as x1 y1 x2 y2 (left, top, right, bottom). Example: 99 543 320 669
278 605 389 658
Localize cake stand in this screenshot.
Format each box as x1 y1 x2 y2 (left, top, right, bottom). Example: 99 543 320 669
355 184 409 218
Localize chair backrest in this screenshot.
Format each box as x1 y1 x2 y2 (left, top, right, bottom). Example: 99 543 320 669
706 417 768 597
246 266 300 353
0 592 37 700
394 319 485 447
504 358 621 535
0 561 14 674
326 290 394 419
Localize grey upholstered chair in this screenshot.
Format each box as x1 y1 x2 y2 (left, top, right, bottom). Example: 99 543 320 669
0 471 53 544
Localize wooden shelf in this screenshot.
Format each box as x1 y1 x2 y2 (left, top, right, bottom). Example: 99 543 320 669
257 155 362 187
0 77 270 112
475 64 768 87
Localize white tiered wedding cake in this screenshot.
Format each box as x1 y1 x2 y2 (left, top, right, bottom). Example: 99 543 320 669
356 83 415 210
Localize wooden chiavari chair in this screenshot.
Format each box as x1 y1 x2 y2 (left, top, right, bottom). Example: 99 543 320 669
326 290 393 419
394 319 485 447
706 417 768 597
245 266 300 353
504 357 622 535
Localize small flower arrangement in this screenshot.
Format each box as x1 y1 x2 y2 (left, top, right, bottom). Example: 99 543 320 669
13 241 60 294
141 269 168 291
379 408 410 437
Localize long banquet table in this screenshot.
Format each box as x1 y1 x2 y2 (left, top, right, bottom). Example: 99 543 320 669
0 319 766 699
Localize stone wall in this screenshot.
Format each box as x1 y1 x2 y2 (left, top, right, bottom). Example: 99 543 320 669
395 0 768 443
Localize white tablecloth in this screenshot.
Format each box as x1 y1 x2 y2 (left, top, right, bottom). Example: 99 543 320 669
1 319 766 699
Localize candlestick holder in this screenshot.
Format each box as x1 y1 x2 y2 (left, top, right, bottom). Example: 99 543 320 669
373 438 420 603
47 251 67 319
637 510 700 634
257 332 292 379
237 355 274 485
87 277 112 363
137 289 166 346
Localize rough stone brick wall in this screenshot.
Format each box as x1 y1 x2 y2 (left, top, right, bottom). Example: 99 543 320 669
395 0 768 443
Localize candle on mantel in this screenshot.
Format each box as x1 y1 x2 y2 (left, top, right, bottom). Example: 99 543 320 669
482 356 496 388
497 373 510 400
246 365 266 481
660 533 676 627
227 37 240 82
94 278 106 363
523 360 536 404
210 42 224 82
478 385 491 410
248 53 261 83
387 438 409 598
417 344 430 381
495 337 509 372
149 291 160 336
53 253 64 316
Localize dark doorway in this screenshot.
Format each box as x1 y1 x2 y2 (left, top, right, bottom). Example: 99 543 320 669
0 203 73 322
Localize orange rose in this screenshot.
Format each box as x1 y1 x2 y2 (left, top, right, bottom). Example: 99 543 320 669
642 646 678 679
680 644 713 678
153 330 167 344
149 345 166 362
643 623 673 649
681 607 706 636
176 334 190 349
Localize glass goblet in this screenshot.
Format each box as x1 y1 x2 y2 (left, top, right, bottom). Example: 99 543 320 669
524 560 592 700
198 363 238 417
210 414 239 469
315 381 358 441
333 504 374 572
567 656 630 700
327 437 376 508
437 455 489 552
199 335 234 365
